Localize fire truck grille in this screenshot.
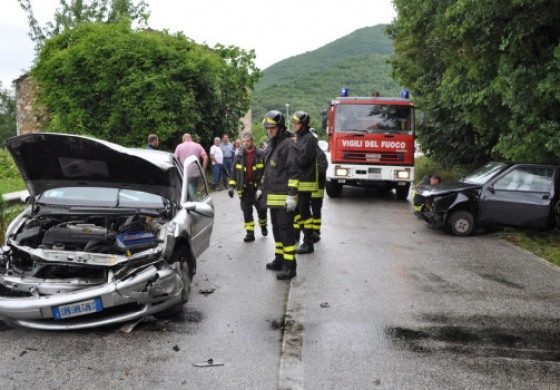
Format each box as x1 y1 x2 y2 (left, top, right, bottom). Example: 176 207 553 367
343 151 405 162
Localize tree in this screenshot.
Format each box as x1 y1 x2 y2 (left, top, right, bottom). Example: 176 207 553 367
388 0 560 166
18 0 150 50
0 83 17 147
31 22 260 148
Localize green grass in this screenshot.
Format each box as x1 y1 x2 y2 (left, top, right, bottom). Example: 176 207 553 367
0 149 25 195
493 228 560 267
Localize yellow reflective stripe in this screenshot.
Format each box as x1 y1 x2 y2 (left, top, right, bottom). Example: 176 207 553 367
258 218 267 226
312 218 322 230
244 222 255 231
288 179 299 188
255 163 264 169
275 241 283 255
267 194 287 206
311 189 324 198
284 253 295 260
236 164 242 169
265 117 277 125
229 180 237 186
299 181 318 191
303 218 313 229
283 245 296 252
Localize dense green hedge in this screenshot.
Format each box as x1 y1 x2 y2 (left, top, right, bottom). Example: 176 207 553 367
0 149 25 195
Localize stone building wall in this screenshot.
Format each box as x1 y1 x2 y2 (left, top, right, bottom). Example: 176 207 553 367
14 74 45 135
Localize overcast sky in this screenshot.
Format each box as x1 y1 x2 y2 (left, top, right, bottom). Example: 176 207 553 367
0 0 396 88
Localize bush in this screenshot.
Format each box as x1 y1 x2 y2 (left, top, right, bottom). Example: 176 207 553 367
0 148 25 194
415 156 469 184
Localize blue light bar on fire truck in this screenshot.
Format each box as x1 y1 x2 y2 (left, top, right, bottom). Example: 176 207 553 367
401 89 410 99
339 88 349 97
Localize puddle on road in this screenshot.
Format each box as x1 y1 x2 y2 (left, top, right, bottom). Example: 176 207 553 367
385 314 560 362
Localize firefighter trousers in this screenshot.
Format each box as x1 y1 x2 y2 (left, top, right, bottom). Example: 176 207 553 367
297 192 314 244
310 197 323 235
240 185 267 233
270 208 296 265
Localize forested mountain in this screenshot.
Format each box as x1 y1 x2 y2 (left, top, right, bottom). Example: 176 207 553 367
252 25 401 129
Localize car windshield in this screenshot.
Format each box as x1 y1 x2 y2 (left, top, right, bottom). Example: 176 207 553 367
38 187 166 208
463 162 507 185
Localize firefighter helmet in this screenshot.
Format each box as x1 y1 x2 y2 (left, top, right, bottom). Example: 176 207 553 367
290 111 310 127
262 110 286 129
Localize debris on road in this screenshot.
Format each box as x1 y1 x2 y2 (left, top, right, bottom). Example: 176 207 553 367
192 358 224 367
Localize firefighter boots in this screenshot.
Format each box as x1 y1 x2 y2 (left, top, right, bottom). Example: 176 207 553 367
295 242 314 254
244 232 255 242
261 226 268 236
266 255 283 271
311 232 321 243
276 261 297 280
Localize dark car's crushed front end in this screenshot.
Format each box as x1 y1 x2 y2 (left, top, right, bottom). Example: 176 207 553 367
415 183 481 229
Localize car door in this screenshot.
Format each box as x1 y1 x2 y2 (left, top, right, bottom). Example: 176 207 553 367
180 155 214 258
479 166 555 228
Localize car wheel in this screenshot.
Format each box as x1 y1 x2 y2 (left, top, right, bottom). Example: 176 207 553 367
395 184 410 200
171 245 194 303
447 210 475 236
326 181 343 197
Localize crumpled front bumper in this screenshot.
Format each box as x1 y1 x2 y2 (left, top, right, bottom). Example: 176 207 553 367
0 264 185 330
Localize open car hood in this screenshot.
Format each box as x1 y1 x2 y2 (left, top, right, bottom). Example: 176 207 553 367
416 182 481 197
6 133 178 201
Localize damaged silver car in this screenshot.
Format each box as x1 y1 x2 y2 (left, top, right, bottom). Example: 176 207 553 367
0 133 214 330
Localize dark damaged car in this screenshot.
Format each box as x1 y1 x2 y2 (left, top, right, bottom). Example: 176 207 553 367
0 133 214 330
415 162 560 236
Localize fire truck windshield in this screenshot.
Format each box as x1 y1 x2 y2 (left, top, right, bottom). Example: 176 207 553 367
334 104 413 134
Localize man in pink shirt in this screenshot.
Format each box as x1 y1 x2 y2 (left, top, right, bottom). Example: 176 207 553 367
175 133 208 171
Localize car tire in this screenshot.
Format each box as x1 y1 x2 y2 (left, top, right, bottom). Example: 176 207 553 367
395 184 410 200
447 210 475 236
326 181 343 197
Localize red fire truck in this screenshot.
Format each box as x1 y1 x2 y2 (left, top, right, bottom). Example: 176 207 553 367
322 90 417 199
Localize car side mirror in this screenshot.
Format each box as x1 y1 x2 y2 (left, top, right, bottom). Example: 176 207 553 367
182 202 214 218
488 185 495 194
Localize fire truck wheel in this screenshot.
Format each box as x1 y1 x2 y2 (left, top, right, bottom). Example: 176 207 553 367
395 184 410 200
326 181 343 197
447 210 475 236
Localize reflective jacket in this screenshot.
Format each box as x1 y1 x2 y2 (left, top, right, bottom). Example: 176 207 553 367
229 146 265 198
263 130 300 208
296 127 318 192
312 146 328 199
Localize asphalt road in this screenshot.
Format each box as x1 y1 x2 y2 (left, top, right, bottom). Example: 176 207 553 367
1 187 559 389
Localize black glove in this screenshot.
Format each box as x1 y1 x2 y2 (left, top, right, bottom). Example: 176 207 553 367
227 187 235 198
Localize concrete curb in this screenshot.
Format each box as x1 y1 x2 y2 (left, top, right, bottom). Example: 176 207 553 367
1 190 28 204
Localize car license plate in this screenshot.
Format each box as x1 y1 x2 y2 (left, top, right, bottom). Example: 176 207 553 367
52 297 103 320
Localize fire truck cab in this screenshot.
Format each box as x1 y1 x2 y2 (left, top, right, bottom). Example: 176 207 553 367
322 92 416 200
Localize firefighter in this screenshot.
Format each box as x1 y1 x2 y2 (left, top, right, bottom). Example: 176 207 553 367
228 130 268 242
290 111 318 254
262 110 300 280
311 141 328 242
